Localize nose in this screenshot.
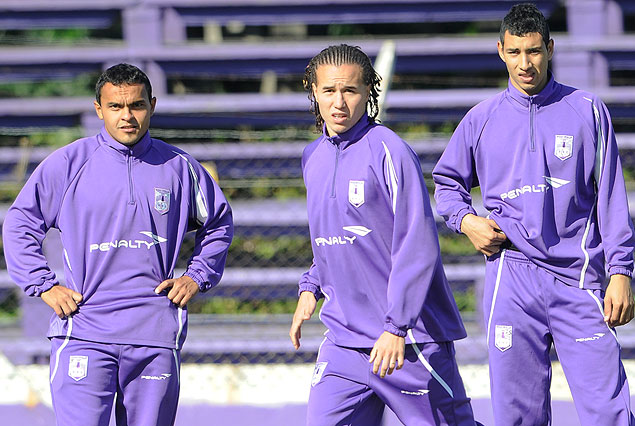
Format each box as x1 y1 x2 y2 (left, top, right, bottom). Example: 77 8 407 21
519 53 530 70
334 91 346 108
121 106 133 120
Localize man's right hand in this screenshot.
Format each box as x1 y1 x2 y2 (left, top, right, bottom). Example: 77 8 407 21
460 214 507 256
41 285 83 318
289 291 317 350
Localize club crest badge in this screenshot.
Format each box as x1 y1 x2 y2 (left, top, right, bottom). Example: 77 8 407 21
554 135 573 161
348 180 365 208
68 355 88 381
311 362 328 387
495 325 513 352
154 188 170 215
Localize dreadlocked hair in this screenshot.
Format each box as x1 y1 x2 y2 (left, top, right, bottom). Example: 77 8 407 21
303 44 381 133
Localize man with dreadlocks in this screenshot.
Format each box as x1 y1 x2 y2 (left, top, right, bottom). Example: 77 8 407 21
289 44 479 425
434 3 635 425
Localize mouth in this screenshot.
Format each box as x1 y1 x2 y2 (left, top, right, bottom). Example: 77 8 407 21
518 73 535 84
119 125 138 133
332 113 348 124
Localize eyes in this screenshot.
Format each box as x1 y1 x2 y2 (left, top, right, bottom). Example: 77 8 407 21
321 88 359 94
108 101 147 111
506 49 543 56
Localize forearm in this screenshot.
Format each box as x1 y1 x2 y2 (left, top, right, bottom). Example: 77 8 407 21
187 213 233 291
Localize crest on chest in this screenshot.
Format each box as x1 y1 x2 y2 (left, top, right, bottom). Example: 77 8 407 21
554 135 573 161
154 188 171 214
348 180 365 208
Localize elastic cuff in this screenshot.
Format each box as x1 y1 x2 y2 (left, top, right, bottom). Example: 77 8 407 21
33 280 57 297
455 207 477 234
383 322 407 338
299 283 322 300
184 270 208 292
608 267 633 278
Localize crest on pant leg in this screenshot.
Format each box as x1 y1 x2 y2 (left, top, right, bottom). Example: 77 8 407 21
311 362 327 387
495 325 513 352
68 355 88 381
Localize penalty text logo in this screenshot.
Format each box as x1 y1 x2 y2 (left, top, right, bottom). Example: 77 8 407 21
500 176 570 201
314 226 372 247
89 231 167 253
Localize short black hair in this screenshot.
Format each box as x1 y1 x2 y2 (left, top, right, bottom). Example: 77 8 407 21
95 63 153 104
500 3 551 47
303 44 381 132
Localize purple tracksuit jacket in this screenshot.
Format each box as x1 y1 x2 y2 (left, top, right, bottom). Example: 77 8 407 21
300 115 466 348
2 127 233 349
433 74 635 289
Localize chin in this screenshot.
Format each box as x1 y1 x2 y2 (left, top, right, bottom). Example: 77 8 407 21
335 123 353 132
118 137 138 146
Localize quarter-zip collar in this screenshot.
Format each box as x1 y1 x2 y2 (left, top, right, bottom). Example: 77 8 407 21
98 126 153 159
323 114 374 149
506 71 558 109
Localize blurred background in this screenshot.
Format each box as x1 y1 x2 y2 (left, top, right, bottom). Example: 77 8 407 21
1 0 635 425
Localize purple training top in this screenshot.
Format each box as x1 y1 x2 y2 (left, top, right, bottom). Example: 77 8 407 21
300 115 466 348
3 127 233 349
433 74 635 289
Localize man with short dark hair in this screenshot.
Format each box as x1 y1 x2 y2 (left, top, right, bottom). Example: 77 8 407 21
3 63 233 426
433 3 635 424
290 44 479 426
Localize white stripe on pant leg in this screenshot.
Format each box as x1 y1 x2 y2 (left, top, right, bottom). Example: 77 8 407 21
586 289 618 340
487 250 506 347
172 349 180 385
175 307 184 350
406 330 454 398
50 317 73 384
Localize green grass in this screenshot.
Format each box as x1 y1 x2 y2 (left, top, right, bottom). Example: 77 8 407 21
188 297 305 315
187 290 475 315
226 235 314 268
453 290 476 312
0 292 19 318
0 73 98 98
439 234 477 255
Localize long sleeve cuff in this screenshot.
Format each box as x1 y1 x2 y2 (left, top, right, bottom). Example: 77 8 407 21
608 266 633 278
454 206 478 234
383 322 407 338
298 283 322 300
29 280 57 297
184 269 209 292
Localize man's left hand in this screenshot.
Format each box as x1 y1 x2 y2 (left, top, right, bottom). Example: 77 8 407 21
155 276 200 308
604 274 634 327
369 331 405 378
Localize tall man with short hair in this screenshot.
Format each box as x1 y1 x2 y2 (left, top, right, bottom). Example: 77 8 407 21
290 44 479 426
433 4 635 425
3 63 233 426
